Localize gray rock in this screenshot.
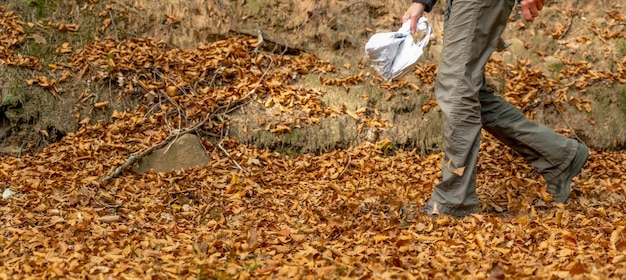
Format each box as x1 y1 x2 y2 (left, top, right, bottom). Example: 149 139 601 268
502 38 527 65
133 133 210 173
544 56 564 72
507 38 527 55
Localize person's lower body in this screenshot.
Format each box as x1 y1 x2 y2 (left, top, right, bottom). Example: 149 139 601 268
422 0 586 218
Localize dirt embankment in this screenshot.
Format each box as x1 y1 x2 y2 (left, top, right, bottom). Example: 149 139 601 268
1 0 625 156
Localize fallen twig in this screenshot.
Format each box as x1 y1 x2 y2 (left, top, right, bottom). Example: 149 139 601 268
218 139 248 174
337 151 352 179
253 23 264 54
340 0 369 12
109 10 119 41
98 215 120 223
551 97 584 143
557 11 573 40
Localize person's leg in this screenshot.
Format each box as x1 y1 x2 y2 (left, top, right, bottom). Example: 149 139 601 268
425 0 516 218
478 78 584 201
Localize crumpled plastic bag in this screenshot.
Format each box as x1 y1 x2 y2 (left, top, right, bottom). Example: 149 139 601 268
365 17 432 81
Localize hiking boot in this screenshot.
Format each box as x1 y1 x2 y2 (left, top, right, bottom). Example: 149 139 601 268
547 142 589 203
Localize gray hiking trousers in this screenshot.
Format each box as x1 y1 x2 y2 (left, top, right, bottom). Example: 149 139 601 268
427 0 579 217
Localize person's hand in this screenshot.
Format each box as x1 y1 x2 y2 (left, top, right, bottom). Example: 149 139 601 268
402 2 426 34
520 0 545 22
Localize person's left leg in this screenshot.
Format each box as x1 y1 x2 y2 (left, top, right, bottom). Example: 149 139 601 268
479 76 585 202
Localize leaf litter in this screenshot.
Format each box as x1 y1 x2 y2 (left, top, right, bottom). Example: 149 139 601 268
1 4 626 280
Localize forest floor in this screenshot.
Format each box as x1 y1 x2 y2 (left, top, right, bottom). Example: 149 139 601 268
1 0 626 279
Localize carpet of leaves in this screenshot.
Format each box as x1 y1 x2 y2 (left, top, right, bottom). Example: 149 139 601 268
1 124 626 279
2 4 626 280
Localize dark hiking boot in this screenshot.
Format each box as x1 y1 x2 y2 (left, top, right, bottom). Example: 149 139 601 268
547 142 589 203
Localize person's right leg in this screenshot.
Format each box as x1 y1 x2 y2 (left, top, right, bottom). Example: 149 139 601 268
478 78 587 202
423 0 516 218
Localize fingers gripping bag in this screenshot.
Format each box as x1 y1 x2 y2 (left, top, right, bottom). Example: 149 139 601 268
364 17 432 81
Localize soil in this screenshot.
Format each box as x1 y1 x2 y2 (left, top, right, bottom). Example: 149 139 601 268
1 0 625 156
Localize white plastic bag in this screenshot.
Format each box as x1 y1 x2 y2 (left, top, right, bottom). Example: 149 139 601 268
365 17 432 81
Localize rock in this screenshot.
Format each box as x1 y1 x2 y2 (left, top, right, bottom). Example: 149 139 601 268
540 6 560 20
544 56 564 72
593 18 607 28
507 38 527 55
502 38 527 65
426 44 443 64
2 188 14 200
133 133 210 173
31 33 47 44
